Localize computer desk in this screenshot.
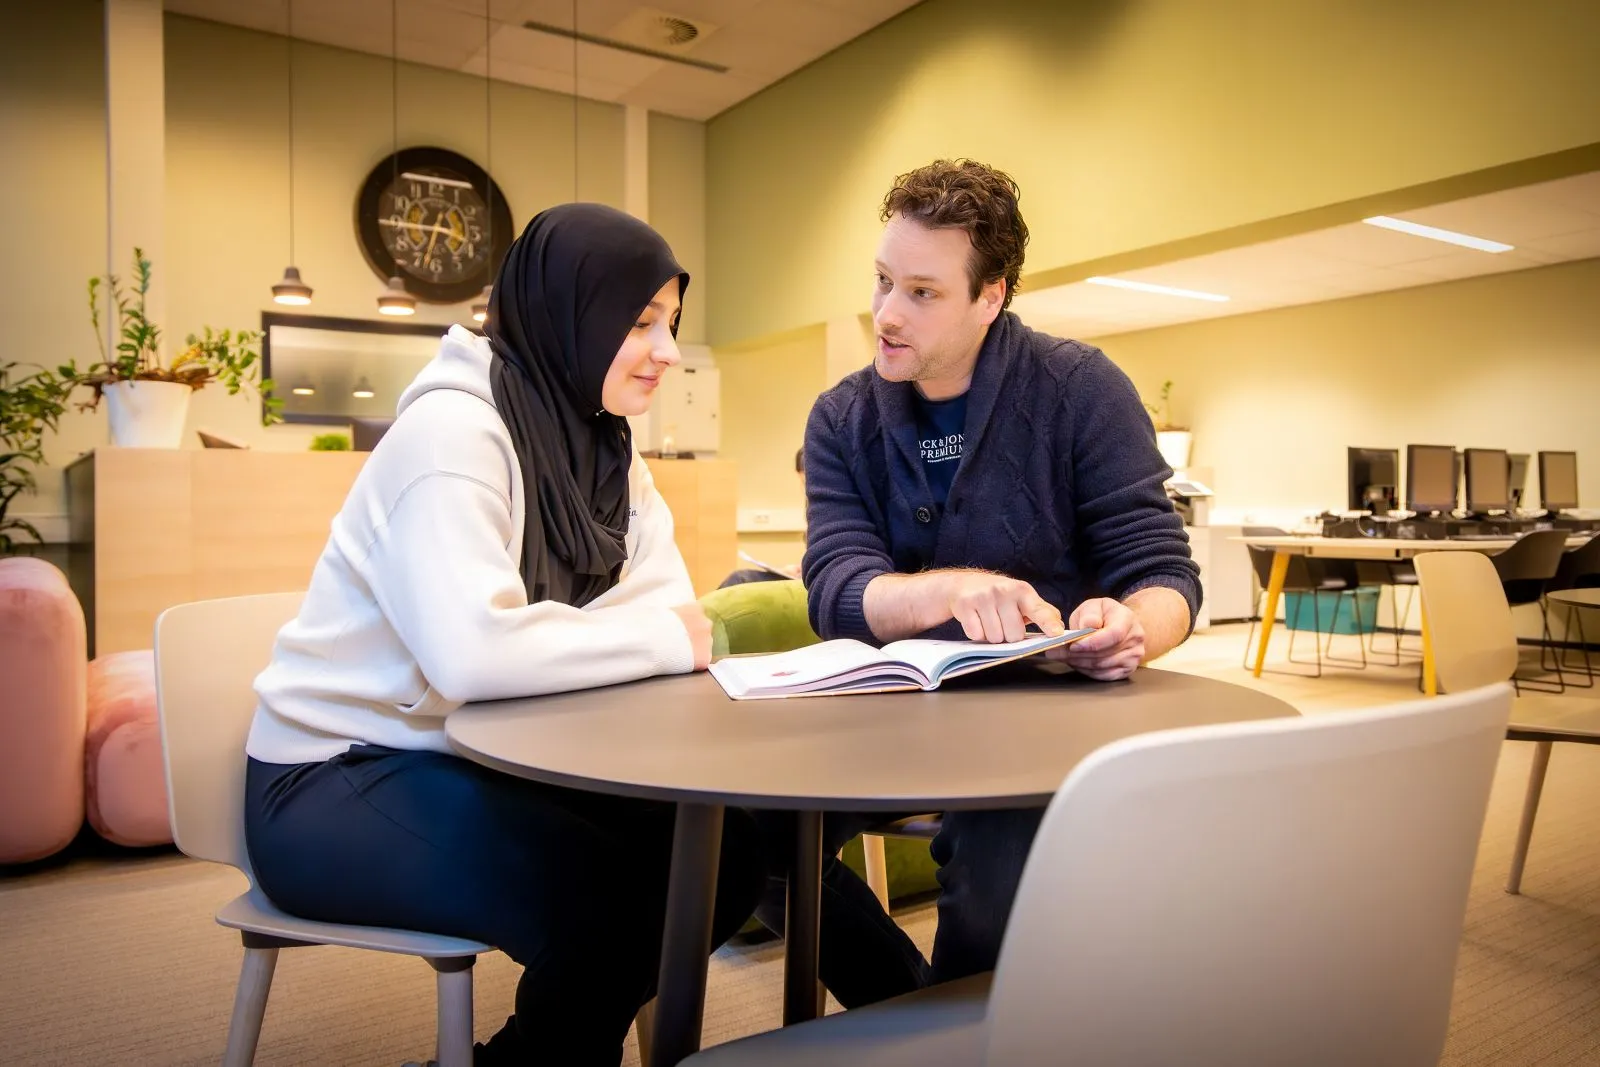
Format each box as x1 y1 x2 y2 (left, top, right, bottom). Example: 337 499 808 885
1234 534 1593 695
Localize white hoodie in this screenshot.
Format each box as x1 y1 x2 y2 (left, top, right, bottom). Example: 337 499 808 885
246 325 696 765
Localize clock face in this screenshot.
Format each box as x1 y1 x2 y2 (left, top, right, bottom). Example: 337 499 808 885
355 147 513 305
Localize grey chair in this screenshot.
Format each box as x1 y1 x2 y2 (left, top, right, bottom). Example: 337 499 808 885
1241 526 1364 677
154 593 491 1067
1487 529 1570 692
681 683 1512 1067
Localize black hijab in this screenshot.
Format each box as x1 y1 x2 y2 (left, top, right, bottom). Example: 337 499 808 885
485 203 687 608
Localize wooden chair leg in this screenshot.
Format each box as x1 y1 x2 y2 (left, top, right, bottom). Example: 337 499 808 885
634 997 656 1067
1507 741 1554 895
862 833 890 910
430 957 475 1067
223 944 279 1067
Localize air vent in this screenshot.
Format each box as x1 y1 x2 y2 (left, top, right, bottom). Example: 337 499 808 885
657 16 699 47
522 7 726 73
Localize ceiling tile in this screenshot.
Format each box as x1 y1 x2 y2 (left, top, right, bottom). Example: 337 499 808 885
1285 223 1469 268
1522 171 1600 217
1399 193 1600 246
1517 228 1600 260
168 0 918 115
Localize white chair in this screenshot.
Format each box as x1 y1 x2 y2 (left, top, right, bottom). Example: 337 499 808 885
154 593 490 1067
681 682 1513 1067
1414 551 1600 894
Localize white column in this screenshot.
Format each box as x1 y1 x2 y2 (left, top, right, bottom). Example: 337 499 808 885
104 0 166 356
623 104 649 222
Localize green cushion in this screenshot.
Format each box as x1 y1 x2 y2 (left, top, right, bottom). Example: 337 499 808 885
840 833 941 901
701 579 940 903
700 579 820 658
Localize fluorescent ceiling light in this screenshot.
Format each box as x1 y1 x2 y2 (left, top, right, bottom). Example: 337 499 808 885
1362 216 1513 253
1085 277 1230 302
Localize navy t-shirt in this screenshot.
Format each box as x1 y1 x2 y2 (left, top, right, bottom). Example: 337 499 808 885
912 391 967 505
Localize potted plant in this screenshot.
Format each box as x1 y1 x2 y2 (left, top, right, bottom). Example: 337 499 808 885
70 249 282 448
1143 379 1193 471
0 360 72 553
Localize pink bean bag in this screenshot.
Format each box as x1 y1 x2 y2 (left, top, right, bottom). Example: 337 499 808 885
0 557 87 864
85 649 172 847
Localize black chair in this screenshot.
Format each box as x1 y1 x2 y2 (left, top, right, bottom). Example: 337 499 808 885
1550 534 1600 592
1355 559 1421 666
1241 527 1365 677
1488 529 1570 693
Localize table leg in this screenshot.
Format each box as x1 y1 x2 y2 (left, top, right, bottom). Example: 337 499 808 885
652 802 724 1067
1252 551 1290 678
783 810 825 1026
1422 598 1438 697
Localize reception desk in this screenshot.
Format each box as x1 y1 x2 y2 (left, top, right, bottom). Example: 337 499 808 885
66 450 738 656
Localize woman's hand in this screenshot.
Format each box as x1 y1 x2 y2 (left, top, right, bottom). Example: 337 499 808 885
671 603 714 671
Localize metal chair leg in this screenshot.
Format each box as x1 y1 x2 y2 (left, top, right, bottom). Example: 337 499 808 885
1511 602 1567 694
1324 592 1368 669
1556 605 1595 688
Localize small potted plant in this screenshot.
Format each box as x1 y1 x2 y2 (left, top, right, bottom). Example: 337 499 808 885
1143 379 1192 471
0 360 72 554
69 249 282 448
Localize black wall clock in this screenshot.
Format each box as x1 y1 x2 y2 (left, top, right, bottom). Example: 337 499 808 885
355 146 513 305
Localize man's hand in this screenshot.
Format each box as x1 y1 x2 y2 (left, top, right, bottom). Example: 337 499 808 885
943 572 1065 643
670 603 713 671
863 569 1065 643
1048 597 1145 681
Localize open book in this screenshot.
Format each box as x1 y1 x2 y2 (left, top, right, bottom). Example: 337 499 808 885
708 629 1094 700
737 550 798 579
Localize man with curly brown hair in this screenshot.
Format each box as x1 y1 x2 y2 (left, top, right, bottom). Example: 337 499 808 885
791 159 1201 995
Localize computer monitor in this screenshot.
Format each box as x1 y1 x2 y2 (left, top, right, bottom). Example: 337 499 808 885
351 416 395 452
1507 453 1530 511
1539 451 1579 512
1406 444 1458 516
1346 447 1399 515
1464 448 1510 515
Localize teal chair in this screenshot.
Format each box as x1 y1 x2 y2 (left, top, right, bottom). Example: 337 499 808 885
699 580 940 905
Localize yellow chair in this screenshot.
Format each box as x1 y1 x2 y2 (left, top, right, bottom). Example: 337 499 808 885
1413 552 1600 894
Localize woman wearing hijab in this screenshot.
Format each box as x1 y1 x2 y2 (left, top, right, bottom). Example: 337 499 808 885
242 204 765 1065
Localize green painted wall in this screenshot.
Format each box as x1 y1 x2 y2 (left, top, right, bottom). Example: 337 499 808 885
706 0 1600 344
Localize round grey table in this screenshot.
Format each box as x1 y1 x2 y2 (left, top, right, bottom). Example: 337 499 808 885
447 660 1297 1066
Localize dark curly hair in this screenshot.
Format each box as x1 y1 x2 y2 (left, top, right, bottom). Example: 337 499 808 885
880 159 1028 310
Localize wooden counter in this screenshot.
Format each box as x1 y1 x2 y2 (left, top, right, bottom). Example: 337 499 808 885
66 450 738 655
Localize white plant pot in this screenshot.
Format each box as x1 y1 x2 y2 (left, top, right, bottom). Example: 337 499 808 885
104 380 193 449
1156 430 1193 472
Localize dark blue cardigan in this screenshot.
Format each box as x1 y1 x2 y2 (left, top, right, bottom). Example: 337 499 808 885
802 311 1201 642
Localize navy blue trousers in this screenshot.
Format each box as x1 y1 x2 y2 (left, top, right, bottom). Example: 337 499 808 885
749 807 1045 1006
245 746 766 1067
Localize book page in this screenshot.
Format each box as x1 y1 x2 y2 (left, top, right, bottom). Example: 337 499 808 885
882 629 1094 682
709 639 891 698
737 550 797 579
